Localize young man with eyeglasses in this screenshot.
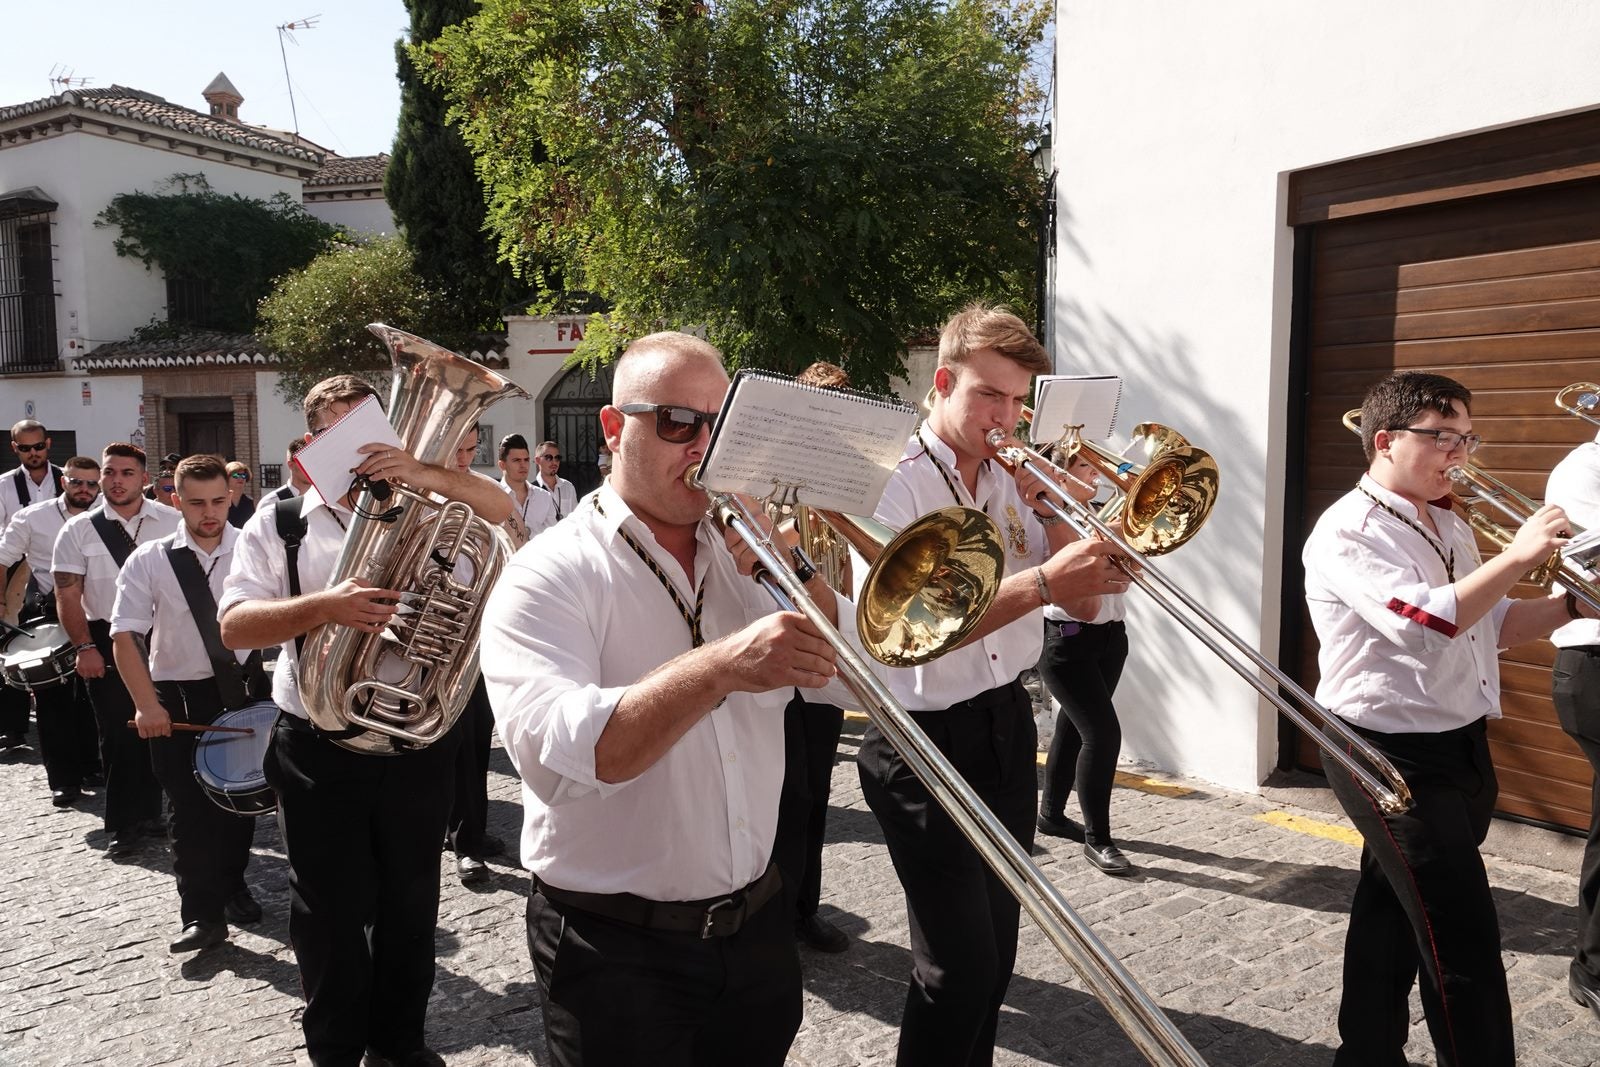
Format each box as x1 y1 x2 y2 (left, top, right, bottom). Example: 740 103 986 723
0 457 105 795
531 440 578 525
1303 371 1591 1067
497 433 556 536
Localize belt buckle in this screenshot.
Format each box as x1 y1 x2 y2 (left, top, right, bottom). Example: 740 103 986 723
700 895 742 939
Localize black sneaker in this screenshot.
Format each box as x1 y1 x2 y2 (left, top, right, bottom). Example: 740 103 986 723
1035 812 1085 841
224 888 263 925
51 787 84 808
0 733 26 751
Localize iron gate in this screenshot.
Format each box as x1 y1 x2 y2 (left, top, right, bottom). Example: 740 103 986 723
543 362 614 499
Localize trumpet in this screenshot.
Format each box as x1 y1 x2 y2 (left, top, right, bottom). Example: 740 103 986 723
1342 410 1600 615
689 469 1210 1067
988 425 1415 815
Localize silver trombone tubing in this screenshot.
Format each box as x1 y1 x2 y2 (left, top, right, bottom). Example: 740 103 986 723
699 484 1209 1067
986 430 1415 816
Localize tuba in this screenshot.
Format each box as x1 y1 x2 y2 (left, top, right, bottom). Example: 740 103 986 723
298 324 531 754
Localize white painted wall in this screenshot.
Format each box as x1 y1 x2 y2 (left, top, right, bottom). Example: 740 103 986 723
2 374 147 459
501 315 593 457
1053 0 1600 791
255 371 309 483
304 197 395 236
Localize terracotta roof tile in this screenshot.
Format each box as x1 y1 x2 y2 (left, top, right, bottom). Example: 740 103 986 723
306 153 389 187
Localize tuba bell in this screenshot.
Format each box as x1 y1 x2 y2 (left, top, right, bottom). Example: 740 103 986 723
298 324 531 754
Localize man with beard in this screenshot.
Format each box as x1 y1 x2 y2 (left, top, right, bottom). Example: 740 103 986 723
1 419 64 749
53 444 179 856
531 440 578 526
114 455 268 952
0 456 105 800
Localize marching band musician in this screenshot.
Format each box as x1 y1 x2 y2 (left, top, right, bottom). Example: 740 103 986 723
1543 426 1600 1023
1 419 63 751
1303 371 1589 1067
257 437 312 510
531 439 578 525
497 432 556 536
113 455 268 953
481 331 861 1067
856 303 1131 1067
52 443 180 858
0 456 104 803
218 375 511 1067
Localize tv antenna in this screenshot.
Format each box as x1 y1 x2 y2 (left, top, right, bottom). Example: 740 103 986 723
275 14 321 138
48 65 92 93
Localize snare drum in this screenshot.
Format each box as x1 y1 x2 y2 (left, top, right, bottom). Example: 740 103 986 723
0 621 75 692
193 701 280 816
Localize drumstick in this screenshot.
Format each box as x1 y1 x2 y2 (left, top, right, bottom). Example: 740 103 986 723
124 721 255 735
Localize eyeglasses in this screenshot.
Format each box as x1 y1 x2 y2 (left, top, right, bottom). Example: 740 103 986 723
538 454 562 462
617 403 719 444
13 442 47 453
64 477 99 489
1390 427 1483 454
230 472 250 481
158 484 176 494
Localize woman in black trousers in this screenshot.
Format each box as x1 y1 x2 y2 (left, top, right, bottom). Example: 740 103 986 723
1033 451 1135 876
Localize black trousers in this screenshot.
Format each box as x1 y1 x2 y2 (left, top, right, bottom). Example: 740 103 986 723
149 679 256 924
773 691 845 921
857 678 1037 1067
1320 717 1512 1067
1551 647 1600 987
1037 620 1128 847
86 620 162 834
0 676 28 738
446 676 494 856
33 678 101 791
263 713 459 1067
525 875 800 1067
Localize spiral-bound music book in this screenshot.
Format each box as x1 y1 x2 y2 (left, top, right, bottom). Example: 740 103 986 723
700 369 918 515
1029 374 1122 447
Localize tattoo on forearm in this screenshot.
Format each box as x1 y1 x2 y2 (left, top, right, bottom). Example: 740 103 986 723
54 572 81 589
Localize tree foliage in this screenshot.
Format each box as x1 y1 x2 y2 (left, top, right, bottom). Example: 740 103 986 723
96 173 341 333
421 0 1051 390
387 0 535 328
257 236 452 401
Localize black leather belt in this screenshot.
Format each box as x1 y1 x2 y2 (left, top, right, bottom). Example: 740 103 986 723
534 862 783 939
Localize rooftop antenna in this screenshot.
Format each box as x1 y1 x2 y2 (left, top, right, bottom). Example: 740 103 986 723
275 14 321 138
48 65 92 93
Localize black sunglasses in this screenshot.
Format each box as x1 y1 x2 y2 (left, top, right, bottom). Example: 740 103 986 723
64 477 99 489
13 442 48 453
617 403 719 444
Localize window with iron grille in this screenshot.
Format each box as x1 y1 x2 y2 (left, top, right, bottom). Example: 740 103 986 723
165 273 212 327
0 197 61 374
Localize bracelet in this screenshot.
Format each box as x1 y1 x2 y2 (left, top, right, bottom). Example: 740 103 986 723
1036 512 1065 527
1566 590 1583 621
74 642 97 653
1033 567 1052 606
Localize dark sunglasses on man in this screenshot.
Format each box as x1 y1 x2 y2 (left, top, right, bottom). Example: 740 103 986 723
617 403 720 444
13 442 48 453
230 471 250 481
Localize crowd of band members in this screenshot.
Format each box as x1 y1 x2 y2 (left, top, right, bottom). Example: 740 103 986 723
3 305 1600 1067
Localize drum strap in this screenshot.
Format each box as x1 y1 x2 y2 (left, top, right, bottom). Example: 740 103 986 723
165 545 267 711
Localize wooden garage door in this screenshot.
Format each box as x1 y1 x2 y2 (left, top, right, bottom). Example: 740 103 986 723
1284 163 1600 831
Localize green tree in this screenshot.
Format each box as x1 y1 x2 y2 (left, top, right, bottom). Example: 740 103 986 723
386 0 535 328
258 236 455 401
420 0 1050 390
96 173 342 333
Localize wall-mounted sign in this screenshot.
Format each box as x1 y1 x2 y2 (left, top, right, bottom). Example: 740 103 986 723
81 382 92 407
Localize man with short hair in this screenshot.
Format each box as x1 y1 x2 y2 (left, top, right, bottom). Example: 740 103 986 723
114 455 267 953
498 433 554 535
52 443 180 855
1304 371 1587 1066
860 302 1128 1066
0 457 104 798
531 439 578 526
220 373 511 1067
258 438 313 510
1 419 63 746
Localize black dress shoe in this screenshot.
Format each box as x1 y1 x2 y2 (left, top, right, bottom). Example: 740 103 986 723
1035 812 1085 841
106 830 140 857
51 787 83 808
363 1046 446 1067
1083 842 1135 877
224 887 263 925
81 772 104 788
0 733 25 751
1571 968 1600 1023
139 816 169 839
795 912 850 953
458 854 489 885
169 920 227 954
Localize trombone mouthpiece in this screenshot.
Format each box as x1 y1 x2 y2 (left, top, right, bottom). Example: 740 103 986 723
985 428 1008 448
683 464 704 491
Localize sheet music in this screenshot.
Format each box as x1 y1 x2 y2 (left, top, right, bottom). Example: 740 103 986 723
290 394 403 504
700 371 918 515
1030 375 1123 447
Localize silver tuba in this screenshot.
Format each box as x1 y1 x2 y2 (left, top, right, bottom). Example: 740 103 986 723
298 323 531 754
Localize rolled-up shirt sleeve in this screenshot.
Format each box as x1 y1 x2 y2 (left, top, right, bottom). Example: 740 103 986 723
217 510 287 624
109 547 156 637
1315 522 1462 656
51 522 86 577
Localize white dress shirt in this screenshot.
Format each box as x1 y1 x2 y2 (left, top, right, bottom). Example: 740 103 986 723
111 523 250 681
1303 474 1512 733
857 426 1048 710
1546 433 1600 648
501 478 557 534
0 498 75 593
533 475 579 526
51 499 181 621
256 483 299 511
0 463 60 526
218 489 353 719
481 481 860 900
1045 591 1127 626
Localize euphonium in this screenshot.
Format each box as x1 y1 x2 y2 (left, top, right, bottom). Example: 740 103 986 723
298 324 531 754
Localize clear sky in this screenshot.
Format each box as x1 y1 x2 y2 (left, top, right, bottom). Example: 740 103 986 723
3 1 410 158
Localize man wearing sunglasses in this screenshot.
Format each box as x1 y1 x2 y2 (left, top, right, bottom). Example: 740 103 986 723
2 420 64 747
530 440 578 525
1304 371 1592 1066
0 456 104 791
482 331 860 1067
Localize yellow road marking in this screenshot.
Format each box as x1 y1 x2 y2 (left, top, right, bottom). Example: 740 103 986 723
1255 810 1363 847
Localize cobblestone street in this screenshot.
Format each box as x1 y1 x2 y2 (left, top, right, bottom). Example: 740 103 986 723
1 714 1596 1066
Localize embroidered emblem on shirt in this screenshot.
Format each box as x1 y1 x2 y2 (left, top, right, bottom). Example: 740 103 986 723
1004 504 1029 558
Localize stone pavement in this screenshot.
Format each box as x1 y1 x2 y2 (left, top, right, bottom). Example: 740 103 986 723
1 714 1596 1067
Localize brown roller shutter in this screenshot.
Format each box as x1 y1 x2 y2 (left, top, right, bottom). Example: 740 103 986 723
1284 113 1600 831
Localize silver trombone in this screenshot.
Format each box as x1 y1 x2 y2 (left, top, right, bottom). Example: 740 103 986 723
986 428 1415 815
690 470 1210 1067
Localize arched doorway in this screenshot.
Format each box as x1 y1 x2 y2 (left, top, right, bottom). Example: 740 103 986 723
543 362 614 498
